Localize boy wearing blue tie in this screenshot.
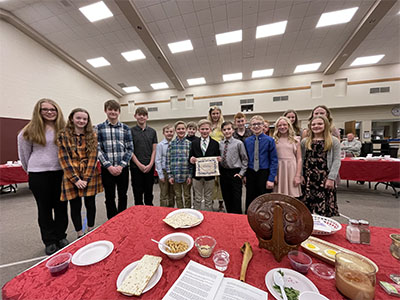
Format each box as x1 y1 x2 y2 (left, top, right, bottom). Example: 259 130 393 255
244 115 278 211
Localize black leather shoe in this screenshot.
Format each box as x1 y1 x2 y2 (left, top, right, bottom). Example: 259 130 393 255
58 238 69 248
45 244 59 255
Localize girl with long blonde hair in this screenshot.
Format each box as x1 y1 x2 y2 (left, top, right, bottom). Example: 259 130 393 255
301 115 341 217
57 108 103 238
273 117 302 197
18 98 69 255
206 106 224 211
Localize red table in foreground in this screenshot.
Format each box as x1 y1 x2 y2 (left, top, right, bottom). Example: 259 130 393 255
2 206 400 300
339 157 400 182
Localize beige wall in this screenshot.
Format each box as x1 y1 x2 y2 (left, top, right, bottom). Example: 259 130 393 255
0 20 114 124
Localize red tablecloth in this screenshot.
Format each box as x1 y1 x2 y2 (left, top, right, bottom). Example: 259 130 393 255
339 158 400 182
0 165 28 186
2 206 400 300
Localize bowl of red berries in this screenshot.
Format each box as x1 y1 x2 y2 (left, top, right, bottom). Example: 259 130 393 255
46 253 72 276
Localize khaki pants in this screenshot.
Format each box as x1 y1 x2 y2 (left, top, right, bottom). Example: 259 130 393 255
173 182 191 208
159 170 174 207
193 178 214 211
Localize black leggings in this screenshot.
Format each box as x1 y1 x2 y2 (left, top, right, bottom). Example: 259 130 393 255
29 171 68 246
69 196 96 232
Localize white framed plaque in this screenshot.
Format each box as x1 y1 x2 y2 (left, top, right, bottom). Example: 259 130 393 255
195 156 220 177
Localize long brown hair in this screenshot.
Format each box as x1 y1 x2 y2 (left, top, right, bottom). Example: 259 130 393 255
308 105 333 125
283 109 301 136
305 115 333 151
62 108 97 153
22 98 65 145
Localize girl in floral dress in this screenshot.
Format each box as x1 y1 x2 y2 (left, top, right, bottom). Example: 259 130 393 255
301 115 341 217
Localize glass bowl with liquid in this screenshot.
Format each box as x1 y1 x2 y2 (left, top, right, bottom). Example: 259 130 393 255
335 252 376 300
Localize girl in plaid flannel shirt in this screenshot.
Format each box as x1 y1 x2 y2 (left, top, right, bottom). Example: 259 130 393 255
57 108 103 239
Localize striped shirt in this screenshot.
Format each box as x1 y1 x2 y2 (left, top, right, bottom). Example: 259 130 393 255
166 137 193 183
97 120 133 168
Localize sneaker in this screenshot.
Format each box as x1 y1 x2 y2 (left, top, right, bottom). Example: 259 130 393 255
45 244 59 255
58 238 69 248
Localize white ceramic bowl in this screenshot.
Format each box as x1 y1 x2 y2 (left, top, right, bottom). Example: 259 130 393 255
299 291 330 300
158 232 194 260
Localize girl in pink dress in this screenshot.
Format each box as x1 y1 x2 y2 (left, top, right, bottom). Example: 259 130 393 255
273 117 302 197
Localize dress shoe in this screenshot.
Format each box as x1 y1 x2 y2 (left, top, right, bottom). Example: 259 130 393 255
45 244 59 255
58 238 69 248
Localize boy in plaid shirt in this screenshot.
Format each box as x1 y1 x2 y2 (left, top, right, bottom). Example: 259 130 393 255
166 121 193 208
97 100 133 219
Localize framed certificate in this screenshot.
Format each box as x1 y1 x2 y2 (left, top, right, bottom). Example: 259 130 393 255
195 157 220 177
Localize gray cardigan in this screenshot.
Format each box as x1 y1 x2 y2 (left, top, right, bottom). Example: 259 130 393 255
301 137 341 181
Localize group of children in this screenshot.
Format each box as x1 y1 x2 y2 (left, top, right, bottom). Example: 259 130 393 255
18 97 340 256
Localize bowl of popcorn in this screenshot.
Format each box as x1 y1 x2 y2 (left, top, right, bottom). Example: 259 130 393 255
195 235 217 258
158 232 194 260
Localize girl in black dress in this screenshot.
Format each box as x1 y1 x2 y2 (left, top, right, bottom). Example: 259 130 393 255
301 116 341 217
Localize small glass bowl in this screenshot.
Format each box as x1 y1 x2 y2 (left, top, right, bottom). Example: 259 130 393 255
288 250 312 274
195 236 216 258
46 253 72 276
310 263 335 280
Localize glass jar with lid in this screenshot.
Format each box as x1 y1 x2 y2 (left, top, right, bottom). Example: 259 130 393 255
346 219 360 244
359 220 370 245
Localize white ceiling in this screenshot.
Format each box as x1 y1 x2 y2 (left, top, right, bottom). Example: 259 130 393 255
1 0 399 95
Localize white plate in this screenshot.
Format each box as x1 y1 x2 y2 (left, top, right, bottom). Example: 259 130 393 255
116 260 163 296
265 268 319 300
72 240 114 266
165 208 204 228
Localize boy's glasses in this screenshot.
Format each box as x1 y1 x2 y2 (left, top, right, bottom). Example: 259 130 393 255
251 123 263 127
41 108 57 113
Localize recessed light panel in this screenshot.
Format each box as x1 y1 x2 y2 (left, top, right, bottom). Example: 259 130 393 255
216 30 242 46
316 7 358 28
121 50 146 62
350 54 385 66
122 86 140 93
223 72 243 81
151 82 169 90
187 77 206 86
86 57 110 68
79 1 113 23
294 62 321 73
252 69 274 78
168 40 193 53
256 21 287 39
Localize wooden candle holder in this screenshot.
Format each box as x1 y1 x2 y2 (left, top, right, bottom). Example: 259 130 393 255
256 204 298 262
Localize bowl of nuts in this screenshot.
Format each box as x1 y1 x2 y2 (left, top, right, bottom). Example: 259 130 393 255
158 232 194 260
195 235 217 258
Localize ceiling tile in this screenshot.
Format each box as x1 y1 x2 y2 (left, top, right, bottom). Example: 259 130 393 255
162 0 180 18
211 5 227 23
177 0 195 14
182 12 199 28
196 8 213 25
227 1 242 19
147 4 167 21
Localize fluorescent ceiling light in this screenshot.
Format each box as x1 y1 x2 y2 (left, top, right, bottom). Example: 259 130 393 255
256 21 287 39
86 57 110 68
79 1 113 23
122 86 140 93
252 69 274 78
187 77 206 86
216 30 242 45
350 54 385 66
168 40 193 53
294 62 321 73
223 72 243 82
121 50 146 62
151 82 169 90
316 7 358 28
